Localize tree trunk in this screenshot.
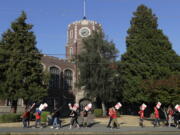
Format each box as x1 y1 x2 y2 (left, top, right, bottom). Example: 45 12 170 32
11 105 17 113
101 101 107 117
10 100 17 113
161 106 168 121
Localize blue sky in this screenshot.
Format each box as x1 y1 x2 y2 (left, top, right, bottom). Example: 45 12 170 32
0 0 180 59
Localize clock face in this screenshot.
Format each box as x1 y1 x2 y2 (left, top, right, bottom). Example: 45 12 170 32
79 27 91 37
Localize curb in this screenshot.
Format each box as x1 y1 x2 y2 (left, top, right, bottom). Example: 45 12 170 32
0 131 180 135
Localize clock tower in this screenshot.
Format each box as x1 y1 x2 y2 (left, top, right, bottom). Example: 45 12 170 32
66 0 102 60
65 0 102 103
66 18 102 60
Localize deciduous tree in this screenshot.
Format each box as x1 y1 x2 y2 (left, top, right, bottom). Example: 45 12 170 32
77 31 119 115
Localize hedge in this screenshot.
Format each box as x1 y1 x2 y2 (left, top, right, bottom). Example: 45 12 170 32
0 113 21 123
93 109 103 117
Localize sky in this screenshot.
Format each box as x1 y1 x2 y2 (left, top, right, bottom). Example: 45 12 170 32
0 0 180 59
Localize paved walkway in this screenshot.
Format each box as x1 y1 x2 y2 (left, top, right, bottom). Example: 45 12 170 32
0 115 156 127
0 125 179 135
0 116 179 135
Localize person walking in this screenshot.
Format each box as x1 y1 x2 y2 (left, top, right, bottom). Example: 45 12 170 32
35 109 41 128
21 108 30 128
82 109 88 128
138 103 147 128
82 103 92 128
109 106 119 129
21 103 35 128
167 106 174 127
68 103 80 129
153 102 161 127
34 102 48 128
174 110 180 128
51 107 61 129
174 104 180 128
107 102 122 128
107 107 113 128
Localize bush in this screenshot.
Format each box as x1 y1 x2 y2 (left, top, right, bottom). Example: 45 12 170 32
40 111 50 123
94 109 103 117
0 113 21 123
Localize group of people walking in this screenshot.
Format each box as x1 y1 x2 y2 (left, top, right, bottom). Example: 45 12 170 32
21 103 48 128
21 102 180 129
21 102 93 129
106 102 180 129
68 102 92 129
137 102 180 128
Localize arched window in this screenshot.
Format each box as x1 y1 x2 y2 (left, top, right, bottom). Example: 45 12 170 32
64 69 73 90
70 30 73 39
70 47 73 56
49 67 60 89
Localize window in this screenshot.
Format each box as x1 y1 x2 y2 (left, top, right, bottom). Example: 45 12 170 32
64 69 73 90
49 67 60 89
70 47 73 56
70 30 73 39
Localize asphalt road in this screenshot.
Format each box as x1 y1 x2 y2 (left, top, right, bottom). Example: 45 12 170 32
0 124 179 135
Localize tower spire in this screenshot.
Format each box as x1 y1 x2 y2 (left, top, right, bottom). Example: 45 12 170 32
83 0 87 19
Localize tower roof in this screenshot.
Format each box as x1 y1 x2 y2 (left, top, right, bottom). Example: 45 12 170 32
68 19 101 27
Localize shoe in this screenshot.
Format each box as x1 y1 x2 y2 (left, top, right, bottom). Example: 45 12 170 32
55 127 59 129
153 123 156 128
50 126 54 129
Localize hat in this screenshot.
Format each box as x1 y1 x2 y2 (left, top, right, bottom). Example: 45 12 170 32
156 102 161 109
115 102 122 110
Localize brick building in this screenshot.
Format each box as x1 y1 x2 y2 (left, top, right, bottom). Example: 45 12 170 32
0 17 102 112
42 18 102 109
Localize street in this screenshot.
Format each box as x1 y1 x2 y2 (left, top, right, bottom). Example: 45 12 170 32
0 124 179 135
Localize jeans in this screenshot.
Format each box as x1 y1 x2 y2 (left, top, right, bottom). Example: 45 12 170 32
139 118 144 127
22 118 27 127
53 117 59 128
70 117 79 126
35 119 41 128
111 118 119 128
168 115 173 126
107 117 113 127
83 117 88 127
154 118 160 126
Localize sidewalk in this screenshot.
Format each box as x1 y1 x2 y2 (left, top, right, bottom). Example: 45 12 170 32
0 115 154 127
0 115 179 135
0 126 179 135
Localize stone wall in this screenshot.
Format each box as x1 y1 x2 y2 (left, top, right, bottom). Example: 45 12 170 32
0 106 25 113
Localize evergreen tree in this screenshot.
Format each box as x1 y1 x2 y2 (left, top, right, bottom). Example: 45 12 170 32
0 12 48 112
0 30 14 99
119 5 180 104
77 31 119 115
